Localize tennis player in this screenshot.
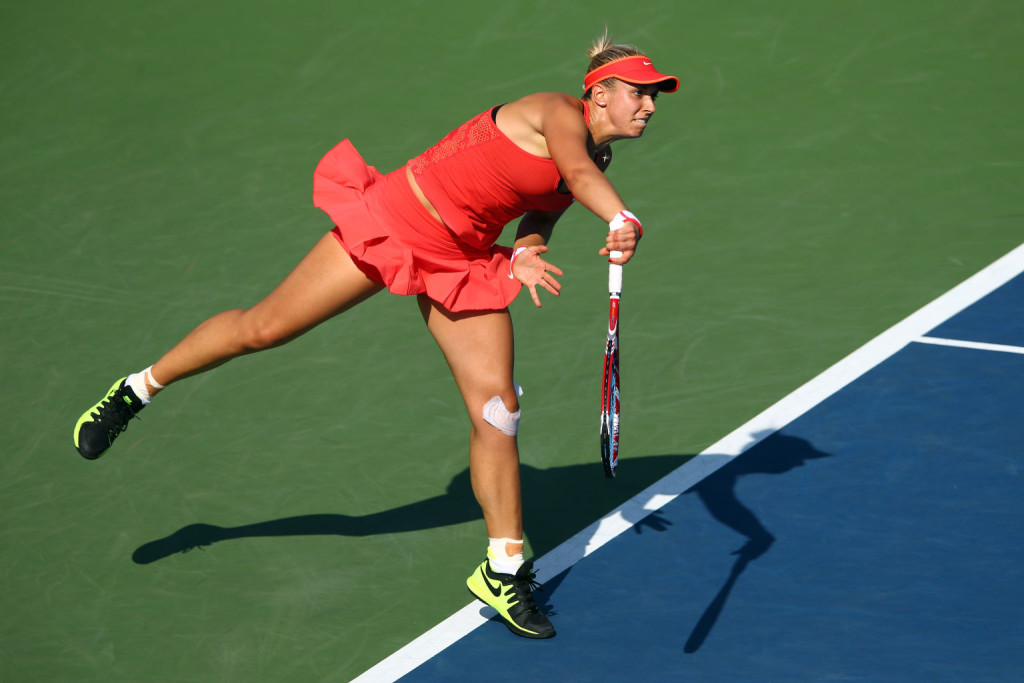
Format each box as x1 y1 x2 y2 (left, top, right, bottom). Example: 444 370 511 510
73 34 677 639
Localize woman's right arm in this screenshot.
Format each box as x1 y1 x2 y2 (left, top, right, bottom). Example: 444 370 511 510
540 95 640 263
541 95 625 222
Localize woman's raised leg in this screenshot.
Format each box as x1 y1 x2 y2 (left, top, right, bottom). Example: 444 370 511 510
150 232 383 387
74 232 382 459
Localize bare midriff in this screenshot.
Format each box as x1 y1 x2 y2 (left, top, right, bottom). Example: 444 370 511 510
405 166 447 227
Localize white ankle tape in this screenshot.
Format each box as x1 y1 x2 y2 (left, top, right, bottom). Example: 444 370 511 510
144 366 165 390
483 396 520 436
489 537 524 559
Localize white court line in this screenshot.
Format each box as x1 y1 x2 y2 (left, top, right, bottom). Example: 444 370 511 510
915 336 1024 355
352 241 1024 683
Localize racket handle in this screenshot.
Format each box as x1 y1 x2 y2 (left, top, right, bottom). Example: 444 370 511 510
609 251 623 295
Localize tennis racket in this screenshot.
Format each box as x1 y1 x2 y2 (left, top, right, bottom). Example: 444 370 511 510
600 251 623 478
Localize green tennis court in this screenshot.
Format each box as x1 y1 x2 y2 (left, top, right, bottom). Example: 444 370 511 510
2 1 1021 680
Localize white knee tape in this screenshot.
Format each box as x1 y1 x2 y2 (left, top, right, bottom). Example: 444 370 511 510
483 395 521 436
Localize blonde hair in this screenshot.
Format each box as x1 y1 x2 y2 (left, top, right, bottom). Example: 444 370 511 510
584 29 646 97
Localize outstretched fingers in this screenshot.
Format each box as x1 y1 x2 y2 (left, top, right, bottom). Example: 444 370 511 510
511 246 563 307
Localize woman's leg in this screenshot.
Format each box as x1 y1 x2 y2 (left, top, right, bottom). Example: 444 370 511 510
76 231 383 459
150 232 383 389
421 296 556 639
417 296 522 540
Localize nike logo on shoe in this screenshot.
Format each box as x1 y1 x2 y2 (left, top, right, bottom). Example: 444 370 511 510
481 565 504 598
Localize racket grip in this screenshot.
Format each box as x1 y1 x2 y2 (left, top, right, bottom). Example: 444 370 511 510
609 251 623 294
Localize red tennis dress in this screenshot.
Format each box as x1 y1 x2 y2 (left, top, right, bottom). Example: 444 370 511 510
312 106 575 312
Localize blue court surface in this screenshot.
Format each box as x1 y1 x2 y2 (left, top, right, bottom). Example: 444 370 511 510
356 244 1024 682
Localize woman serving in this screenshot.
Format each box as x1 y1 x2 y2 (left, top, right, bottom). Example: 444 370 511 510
74 34 678 639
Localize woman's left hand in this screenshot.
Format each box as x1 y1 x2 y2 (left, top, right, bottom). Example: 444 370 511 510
512 245 564 307
599 225 640 264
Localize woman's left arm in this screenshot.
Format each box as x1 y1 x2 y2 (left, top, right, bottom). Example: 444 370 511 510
509 209 566 307
514 208 564 248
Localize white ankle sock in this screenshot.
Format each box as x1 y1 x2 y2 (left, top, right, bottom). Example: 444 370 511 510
488 537 525 575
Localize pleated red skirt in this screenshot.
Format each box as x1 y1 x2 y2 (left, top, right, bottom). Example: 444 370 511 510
312 139 521 312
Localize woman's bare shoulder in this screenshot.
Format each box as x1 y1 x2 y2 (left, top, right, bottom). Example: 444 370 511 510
501 92 582 134
507 91 580 111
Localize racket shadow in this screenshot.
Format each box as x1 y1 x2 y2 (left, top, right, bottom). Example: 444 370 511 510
683 432 832 653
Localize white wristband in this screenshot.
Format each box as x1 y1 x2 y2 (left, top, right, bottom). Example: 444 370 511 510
508 246 528 279
608 210 643 238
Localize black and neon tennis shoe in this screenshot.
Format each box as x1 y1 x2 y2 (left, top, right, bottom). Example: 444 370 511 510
467 555 555 639
74 378 145 459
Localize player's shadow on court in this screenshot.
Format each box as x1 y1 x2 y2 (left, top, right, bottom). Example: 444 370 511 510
130 432 828 648
131 453 691 567
682 432 831 653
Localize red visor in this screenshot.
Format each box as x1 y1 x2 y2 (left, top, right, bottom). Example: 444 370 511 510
583 55 679 93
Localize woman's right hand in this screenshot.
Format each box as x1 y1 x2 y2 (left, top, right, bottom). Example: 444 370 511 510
511 245 564 307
